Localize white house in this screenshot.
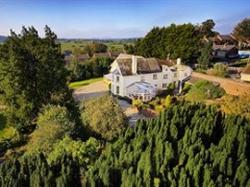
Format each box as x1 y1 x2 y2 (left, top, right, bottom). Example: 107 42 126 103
104 54 192 102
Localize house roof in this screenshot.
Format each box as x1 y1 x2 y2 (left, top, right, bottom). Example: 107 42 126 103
117 58 133 75
158 59 176 67
137 58 161 74
242 65 250 74
116 54 163 76
93 52 111 58
212 44 237 51
217 34 235 41
64 54 90 62
78 54 90 61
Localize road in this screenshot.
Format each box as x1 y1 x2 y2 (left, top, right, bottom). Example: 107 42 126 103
191 72 250 96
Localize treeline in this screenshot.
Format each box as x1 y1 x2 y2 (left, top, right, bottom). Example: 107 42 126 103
67 57 113 81
1 102 249 186
133 24 202 63
124 20 217 64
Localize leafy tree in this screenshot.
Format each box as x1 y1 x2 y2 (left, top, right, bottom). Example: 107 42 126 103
84 42 108 56
185 80 226 102
0 102 250 186
233 18 250 42
197 42 212 69
134 24 201 63
26 105 75 154
207 63 229 77
48 136 100 166
67 57 112 82
123 44 135 54
80 95 126 141
0 26 74 132
200 19 216 37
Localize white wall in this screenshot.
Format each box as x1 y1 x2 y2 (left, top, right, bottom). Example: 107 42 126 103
110 60 192 98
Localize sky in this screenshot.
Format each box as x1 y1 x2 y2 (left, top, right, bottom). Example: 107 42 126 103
0 0 249 38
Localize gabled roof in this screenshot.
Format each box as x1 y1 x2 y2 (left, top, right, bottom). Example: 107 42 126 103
93 52 111 58
117 58 133 75
157 59 176 67
213 44 237 51
115 54 162 76
137 58 161 74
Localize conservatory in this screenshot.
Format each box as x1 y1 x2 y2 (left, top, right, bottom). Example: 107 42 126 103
126 81 157 102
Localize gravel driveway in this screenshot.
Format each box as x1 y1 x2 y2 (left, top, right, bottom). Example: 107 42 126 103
191 72 250 95
73 80 109 101
73 80 146 125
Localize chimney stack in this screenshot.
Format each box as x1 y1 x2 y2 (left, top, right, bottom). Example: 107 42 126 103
177 58 181 65
132 55 137 74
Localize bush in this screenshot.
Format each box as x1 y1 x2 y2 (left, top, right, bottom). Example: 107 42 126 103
206 63 229 77
219 94 250 119
26 105 75 154
80 95 126 141
132 99 143 110
48 136 101 166
186 80 225 102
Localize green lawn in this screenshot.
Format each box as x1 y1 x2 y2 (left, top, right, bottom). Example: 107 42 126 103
69 77 103 89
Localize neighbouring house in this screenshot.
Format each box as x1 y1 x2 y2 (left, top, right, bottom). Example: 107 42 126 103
64 54 90 64
241 65 250 82
104 54 192 102
212 44 239 59
214 34 238 45
93 52 111 58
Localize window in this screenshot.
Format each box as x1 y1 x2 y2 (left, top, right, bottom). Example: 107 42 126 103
174 73 177 78
162 83 167 88
116 86 119 94
155 84 158 88
163 74 168 79
116 76 119 82
153 74 157 80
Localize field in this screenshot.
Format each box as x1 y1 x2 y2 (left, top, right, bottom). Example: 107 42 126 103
59 39 135 52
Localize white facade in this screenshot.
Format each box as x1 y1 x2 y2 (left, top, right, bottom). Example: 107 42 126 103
105 54 192 101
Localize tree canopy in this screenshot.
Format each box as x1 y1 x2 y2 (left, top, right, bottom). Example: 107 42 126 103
233 18 250 42
1 102 249 186
134 23 201 63
26 105 75 154
0 26 74 132
80 95 126 141
185 80 226 102
199 19 216 37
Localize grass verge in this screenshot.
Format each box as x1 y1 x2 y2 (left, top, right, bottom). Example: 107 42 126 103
69 77 103 89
